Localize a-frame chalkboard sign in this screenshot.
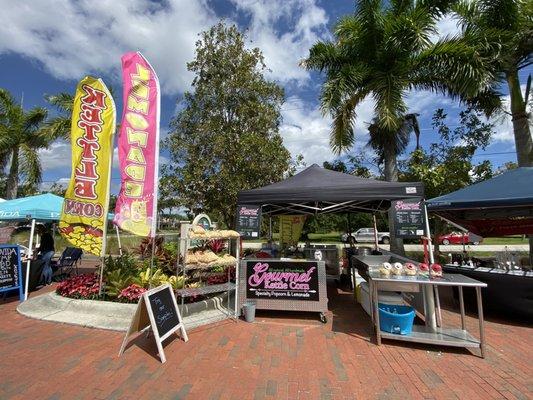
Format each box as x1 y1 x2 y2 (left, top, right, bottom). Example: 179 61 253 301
0 245 23 301
119 284 188 363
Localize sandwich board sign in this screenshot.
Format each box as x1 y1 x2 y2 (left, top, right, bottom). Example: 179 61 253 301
0 245 23 301
119 284 188 363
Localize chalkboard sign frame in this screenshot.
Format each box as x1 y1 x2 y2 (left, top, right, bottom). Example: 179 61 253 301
147 285 181 339
235 204 262 239
119 284 188 364
391 198 426 239
0 244 23 301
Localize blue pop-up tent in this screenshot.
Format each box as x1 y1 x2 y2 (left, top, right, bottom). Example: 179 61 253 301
0 193 114 300
426 167 533 236
0 193 66 300
0 193 63 221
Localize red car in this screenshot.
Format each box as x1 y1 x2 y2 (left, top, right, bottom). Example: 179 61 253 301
438 231 482 245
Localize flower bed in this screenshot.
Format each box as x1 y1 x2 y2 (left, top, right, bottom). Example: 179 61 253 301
56 237 236 304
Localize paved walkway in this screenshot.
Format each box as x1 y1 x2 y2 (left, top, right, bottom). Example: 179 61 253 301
1 284 531 400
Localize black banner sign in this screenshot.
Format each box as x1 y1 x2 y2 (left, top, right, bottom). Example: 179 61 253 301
0 245 22 293
245 260 319 301
148 287 180 338
392 198 425 238
236 204 261 239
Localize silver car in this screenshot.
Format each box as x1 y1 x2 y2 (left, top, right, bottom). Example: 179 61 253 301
341 228 390 244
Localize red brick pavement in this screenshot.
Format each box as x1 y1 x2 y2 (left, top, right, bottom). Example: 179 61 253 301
1 283 532 400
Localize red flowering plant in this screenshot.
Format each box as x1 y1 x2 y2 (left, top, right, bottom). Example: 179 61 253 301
118 284 147 303
56 273 101 300
207 239 226 254
205 266 236 285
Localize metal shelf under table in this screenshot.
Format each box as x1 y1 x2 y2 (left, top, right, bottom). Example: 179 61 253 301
368 272 487 357
380 326 481 348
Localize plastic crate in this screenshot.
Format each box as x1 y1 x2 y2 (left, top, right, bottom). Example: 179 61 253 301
378 303 415 335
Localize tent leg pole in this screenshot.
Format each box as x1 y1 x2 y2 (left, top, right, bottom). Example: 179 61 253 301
423 202 437 331
269 215 272 240
98 258 105 296
115 225 123 256
372 214 379 251
24 219 36 301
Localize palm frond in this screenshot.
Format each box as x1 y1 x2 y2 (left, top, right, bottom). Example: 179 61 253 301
19 143 42 187
413 37 497 97
304 41 342 72
43 117 71 141
330 95 363 155
372 77 407 132
23 107 48 133
44 92 74 114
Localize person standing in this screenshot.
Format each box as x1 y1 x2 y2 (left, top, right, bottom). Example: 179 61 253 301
36 225 55 285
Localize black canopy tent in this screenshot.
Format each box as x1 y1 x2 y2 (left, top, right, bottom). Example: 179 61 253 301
426 167 533 237
237 164 439 329
238 164 425 215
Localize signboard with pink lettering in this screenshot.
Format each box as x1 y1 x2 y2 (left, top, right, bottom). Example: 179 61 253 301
114 52 160 237
236 204 261 238
246 260 320 301
392 198 425 238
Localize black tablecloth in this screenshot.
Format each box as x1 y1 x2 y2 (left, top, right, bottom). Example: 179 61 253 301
20 260 45 292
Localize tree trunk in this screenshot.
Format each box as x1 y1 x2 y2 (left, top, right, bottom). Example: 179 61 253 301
383 145 405 256
506 70 532 167
506 70 533 265
5 147 19 200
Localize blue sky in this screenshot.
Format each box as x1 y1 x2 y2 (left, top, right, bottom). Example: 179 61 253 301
0 0 530 194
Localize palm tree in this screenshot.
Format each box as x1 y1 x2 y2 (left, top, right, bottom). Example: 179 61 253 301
304 0 496 254
454 0 533 166
0 89 49 199
368 113 421 182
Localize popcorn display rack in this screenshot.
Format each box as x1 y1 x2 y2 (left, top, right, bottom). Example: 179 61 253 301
176 219 241 320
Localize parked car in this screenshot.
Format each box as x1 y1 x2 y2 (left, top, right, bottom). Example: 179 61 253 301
438 231 482 245
341 228 390 244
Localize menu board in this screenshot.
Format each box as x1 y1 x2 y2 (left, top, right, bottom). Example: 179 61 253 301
245 260 319 301
392 198 425 238
236 205 261 239
147 286 181 338
0 245 22 292
119 284 188 364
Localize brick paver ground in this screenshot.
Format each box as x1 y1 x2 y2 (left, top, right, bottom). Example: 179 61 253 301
1 279 531 400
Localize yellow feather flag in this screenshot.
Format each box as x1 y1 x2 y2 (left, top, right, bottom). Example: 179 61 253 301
58 76 116 256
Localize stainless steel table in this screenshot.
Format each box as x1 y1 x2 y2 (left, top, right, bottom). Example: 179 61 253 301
368 272 488 357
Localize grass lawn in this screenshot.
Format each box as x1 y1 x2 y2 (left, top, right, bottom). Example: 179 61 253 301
481 236 529 245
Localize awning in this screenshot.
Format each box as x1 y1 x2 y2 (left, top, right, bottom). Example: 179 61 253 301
0 193 63 221
0 193 114 222
238 164 424 215
426 167 533 236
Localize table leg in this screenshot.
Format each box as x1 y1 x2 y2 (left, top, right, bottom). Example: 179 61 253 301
372 281 381 345
423 285 437 331
434 285 442 327
458 286 466 331
476 287 485 358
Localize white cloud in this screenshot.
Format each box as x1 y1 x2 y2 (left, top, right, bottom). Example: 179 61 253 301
230 0 329 85
40 177 70 191
38 141 71 170
279 95 374 166
0 0 329 94
0 0 219 95
433 13 461 41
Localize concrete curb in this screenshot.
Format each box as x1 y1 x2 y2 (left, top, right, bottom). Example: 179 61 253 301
17 291 235 332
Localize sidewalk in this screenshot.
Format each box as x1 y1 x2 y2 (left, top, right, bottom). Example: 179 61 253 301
1 283 531 399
